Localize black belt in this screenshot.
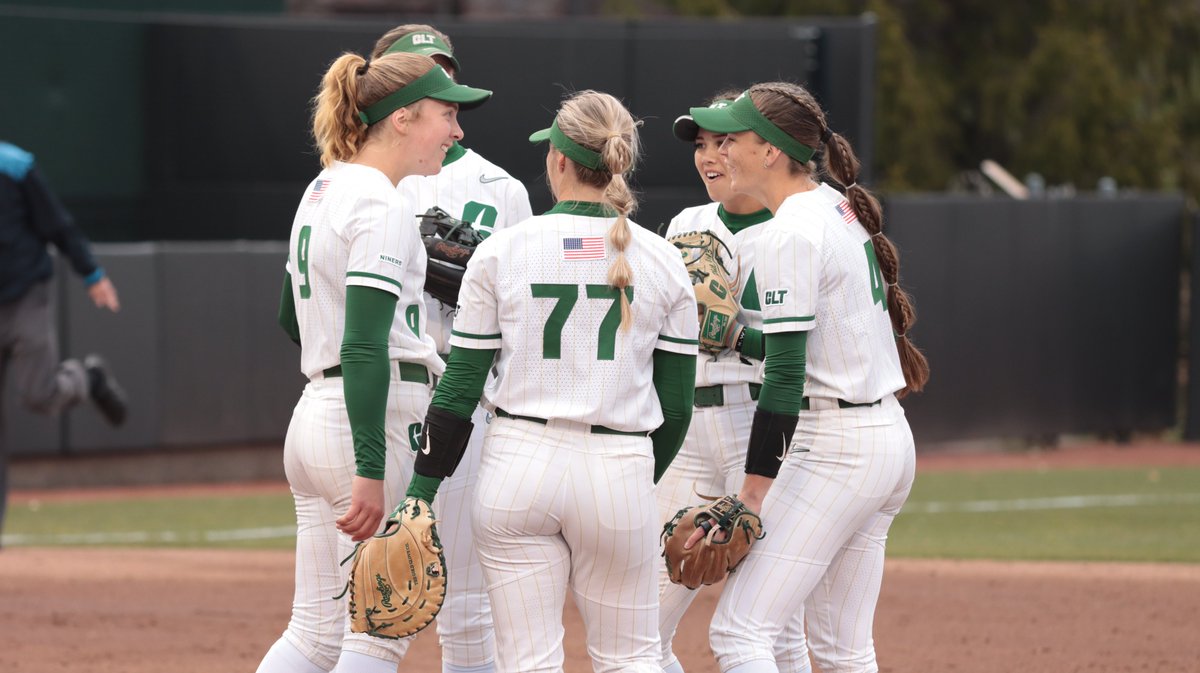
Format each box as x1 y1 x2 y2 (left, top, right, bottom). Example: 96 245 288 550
799 397 881 411
694 383 762 408
322 361 430 384
494 408 648 437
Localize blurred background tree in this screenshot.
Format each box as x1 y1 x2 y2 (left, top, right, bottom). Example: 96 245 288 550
640 0 1200 202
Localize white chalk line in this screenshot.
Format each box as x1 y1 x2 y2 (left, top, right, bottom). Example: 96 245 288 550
4 493 1199 545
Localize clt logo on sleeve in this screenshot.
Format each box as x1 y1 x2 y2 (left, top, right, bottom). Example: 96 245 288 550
764 289 789 306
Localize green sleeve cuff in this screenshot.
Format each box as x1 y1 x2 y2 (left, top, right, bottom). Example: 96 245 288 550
757 330 807 415
406 473 443 503
278 272 301 346
431 346 497 418
737 326 765 361
341 286 398 480
651 349 696 482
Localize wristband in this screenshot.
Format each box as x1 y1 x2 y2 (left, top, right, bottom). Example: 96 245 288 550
413 404 474 479
744 407 799 479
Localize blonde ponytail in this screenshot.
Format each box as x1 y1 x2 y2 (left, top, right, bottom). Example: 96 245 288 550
555 91 642 329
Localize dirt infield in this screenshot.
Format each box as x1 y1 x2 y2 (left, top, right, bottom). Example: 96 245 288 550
3 441 1199 672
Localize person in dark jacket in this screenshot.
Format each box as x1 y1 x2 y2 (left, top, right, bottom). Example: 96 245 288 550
0 140 128 546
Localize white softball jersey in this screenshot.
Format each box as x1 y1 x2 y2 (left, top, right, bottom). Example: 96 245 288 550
755 185 905 403
449 203 699 433
398 145 534 354
286 161 443 379
664 202 770 387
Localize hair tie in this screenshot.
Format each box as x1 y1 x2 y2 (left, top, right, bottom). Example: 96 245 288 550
845 182 858 191
357 61 370 76
871 231 884 239
821 126 833 143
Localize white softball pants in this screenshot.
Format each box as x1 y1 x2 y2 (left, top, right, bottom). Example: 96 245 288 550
654 384 810 673
710 395 916 673
258 371 430 673
471 416 663 673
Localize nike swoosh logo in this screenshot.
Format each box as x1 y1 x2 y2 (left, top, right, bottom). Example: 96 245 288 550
479 174 508 184
777 437 787 461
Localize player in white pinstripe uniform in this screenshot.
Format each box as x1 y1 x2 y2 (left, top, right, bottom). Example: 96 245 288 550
688 83 930 673
402 91 699 673
257 51 491 673
369 25 534 673
656 93 808 673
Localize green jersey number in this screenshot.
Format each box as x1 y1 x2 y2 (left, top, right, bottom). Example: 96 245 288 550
531 283 634 361
864 241 886 310
462 201 498 238
296 225 312 299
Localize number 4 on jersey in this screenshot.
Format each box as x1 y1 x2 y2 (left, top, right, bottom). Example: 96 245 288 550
864 241 886 309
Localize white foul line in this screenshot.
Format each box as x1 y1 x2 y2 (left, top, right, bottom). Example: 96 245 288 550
1 525 296 546
904 492 1200 514
5 494 1199 545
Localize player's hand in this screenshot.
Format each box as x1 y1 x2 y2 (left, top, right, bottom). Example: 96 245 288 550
88 277 120 312
337 476 385 542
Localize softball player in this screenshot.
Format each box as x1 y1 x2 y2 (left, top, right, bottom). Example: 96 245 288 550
691 83 930 673
404 90 699 673
656 94 813 673
256 51 491 673
370 24 533 673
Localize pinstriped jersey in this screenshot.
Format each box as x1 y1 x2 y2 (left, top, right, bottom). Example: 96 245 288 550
664 202 772 387
755 184 904 403
449 201 699 432
286 161 442 379
397 145 534 353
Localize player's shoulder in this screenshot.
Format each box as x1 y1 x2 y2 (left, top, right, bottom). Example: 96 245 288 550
0 141 34 181
632 219 688 263
668 202 721 230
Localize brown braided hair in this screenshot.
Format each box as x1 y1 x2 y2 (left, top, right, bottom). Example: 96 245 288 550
748 82 929 396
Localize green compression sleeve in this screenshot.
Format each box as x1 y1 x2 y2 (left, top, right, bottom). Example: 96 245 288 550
278 273 301 346
737 326 765 361
651 349 696 483
407 474 442 503
431 345 497 419
756 331 808 415
341 286 398 480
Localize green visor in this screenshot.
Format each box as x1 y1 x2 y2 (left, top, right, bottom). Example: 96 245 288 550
358 66 491 126
384 31 462 74
688 93 815 163
672 98 736 142
528 119 603 171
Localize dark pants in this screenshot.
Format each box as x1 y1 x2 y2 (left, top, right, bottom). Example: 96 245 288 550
0 281 89 544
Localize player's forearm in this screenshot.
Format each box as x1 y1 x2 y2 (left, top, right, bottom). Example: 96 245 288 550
756 331 807 415
278 272 301 346
745 331 806 480
407 346 497 501
651 348 697 483
735 326 765 361
430 345 496 418
341 286 398 480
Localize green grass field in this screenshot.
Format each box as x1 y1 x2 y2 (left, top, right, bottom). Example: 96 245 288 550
5 465 1200 562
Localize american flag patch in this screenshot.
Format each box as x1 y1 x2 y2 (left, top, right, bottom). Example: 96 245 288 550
308 179 330 203
562 236 606 260
835 200 857 224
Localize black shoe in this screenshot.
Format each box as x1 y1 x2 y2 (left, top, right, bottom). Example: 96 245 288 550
84 355 128 426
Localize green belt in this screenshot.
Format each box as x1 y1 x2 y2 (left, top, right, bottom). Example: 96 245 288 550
799 397 881 411
322 361 430 384
694 383 762 408
494 408 649 437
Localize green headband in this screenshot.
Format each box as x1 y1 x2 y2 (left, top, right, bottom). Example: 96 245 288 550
357 65 491 126
528 119 603 171
689 92 816 163
384 31 462 73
